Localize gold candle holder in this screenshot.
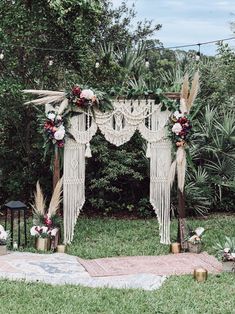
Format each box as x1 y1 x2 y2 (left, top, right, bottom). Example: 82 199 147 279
194 268 208 282
170 242 181 254
57 244 66 253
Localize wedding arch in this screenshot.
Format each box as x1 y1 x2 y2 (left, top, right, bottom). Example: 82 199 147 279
24 72 199 245
63 100 172 244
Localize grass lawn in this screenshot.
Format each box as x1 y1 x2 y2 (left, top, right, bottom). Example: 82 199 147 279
0 215 235 314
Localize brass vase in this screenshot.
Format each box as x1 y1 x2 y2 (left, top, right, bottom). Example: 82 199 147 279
36 237 51 251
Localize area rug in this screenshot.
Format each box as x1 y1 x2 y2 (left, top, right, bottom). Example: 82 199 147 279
77 252 222 277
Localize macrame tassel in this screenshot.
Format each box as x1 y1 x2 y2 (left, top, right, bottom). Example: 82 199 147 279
146 142 151 158
85 143 92 158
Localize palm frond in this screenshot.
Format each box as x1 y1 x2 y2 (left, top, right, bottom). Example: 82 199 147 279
32 181 46 216
187 71 200 111
58 98 69 115
48 177 63 217
24 95 66 106
23 90 65 96
180 73 189 102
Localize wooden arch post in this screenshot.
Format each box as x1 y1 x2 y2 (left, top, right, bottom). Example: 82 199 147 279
53 146 60 191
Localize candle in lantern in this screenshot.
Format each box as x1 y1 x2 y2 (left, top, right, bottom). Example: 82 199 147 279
194 268 208 282
170 242 181 254
57 244 66 253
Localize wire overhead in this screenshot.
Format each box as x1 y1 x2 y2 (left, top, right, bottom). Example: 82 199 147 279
1 36 234 54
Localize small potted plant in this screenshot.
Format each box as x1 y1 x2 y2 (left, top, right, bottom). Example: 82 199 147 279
214 237 235 272
187 227 205 254
31 178 62 251
0 225 10 255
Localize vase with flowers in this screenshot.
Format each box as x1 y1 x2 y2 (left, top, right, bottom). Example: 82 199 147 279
30 178 62 251
214 237 235 272
0 225 10 255
186 227 204 253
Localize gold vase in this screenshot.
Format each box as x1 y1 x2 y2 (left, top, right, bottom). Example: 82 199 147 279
0 245 7 256
36 238 51 251
194 268 208 282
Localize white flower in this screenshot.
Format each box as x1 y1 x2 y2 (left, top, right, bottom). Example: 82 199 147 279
80 89 94 100
41 226 48 234
54 126 65 140
172 123 182 135
47 112 56 121
173 111 183 119
0 230 8 240
195 227 204 237
189 234 197 242
56 115 62 121
223 248 230 253
0 225 4 232
231 253 235 258
30 226 39 236
50 228 59 237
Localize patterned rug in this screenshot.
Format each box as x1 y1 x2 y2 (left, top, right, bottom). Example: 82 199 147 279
78 252 222 277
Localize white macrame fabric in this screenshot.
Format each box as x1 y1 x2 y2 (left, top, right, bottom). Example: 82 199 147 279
63 100 172 244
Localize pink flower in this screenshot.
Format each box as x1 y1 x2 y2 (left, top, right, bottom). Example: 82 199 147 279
172 123 183 135
80 89 94 100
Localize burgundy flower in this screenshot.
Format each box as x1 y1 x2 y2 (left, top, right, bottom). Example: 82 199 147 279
76 97 86 107
178 117 188 124
57 140 64 148
72 86 81 96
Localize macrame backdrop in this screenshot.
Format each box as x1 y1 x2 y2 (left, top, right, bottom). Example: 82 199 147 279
63 100 172 244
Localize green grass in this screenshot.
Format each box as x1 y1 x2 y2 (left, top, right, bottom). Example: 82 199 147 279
0 215 235 314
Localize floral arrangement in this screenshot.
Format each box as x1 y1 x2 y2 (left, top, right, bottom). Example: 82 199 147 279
30 226 59 239
169 110 192 147
30 178 62 239
67 86 99 109
214 236 235 262
187 227 205 244
0 225 10 246
44 112 65 148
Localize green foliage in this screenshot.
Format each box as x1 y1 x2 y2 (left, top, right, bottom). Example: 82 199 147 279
84 131 152 217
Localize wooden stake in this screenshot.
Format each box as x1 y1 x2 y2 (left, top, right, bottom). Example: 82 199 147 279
177 189 187 250
53 147 60 191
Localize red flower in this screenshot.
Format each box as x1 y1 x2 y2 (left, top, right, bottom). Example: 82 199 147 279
44 214 53 227
72 86 81 96
178 117 188 124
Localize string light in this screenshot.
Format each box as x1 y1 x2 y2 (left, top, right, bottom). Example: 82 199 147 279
195 44 201 61
95 59 100 68
145 57 150 68
48 57 54 66
0 50 4 60
0 36 233 55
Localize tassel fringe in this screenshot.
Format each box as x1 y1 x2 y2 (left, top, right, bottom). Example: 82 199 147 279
85 143 92 158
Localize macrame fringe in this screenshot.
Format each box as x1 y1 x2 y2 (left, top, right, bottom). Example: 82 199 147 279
85 143 92 158
168 159 177 187
176 147 186 192
146 142 151 158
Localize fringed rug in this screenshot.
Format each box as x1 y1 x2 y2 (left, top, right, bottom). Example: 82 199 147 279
78 252 222 277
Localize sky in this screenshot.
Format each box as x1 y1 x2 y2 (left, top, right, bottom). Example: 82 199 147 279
112 0 235 55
